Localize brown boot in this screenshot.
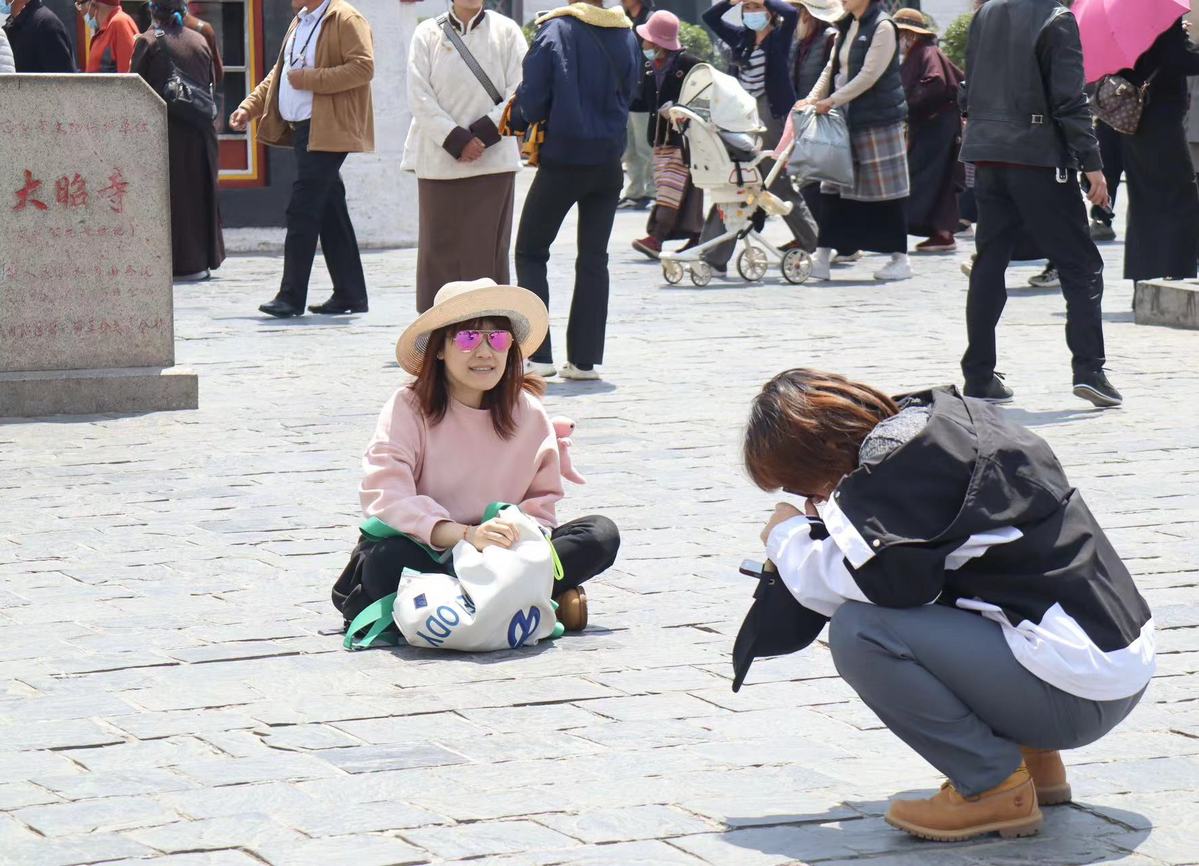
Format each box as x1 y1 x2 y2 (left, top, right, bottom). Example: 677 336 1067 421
885 764 1042 842
555 587 588 632
1020 747 1072 805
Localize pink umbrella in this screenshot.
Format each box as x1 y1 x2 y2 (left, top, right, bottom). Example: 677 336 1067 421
1073 0 1189 83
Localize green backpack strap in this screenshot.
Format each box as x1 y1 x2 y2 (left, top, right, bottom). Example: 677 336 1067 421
343 592 401 651
359 517 453 564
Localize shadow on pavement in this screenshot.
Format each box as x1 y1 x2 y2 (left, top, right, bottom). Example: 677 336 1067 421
545 381 618 396
1000 407 1108 427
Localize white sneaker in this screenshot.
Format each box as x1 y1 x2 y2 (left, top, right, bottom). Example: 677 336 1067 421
525 361 558 378
559 363 600 381
832 250 863 264
874 254 912 281
811 248 832 281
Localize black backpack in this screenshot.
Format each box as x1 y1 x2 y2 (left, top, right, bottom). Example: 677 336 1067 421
154 29 217 128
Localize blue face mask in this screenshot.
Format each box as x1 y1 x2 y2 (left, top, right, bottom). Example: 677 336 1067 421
643 47 657 61
85 12 98 30
743 10 769 31
0 1 12 15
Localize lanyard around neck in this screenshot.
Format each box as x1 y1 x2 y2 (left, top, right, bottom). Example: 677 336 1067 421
289 4 329 68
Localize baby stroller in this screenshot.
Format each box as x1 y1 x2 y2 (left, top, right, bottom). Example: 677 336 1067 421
659 64 811 287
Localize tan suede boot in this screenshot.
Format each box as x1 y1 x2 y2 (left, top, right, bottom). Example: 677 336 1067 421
1020 747 1072 805
555 587 588 632
885 764 1042 842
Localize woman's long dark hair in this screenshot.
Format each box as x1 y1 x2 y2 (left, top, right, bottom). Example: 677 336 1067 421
411 316 546 439
744 368 899 495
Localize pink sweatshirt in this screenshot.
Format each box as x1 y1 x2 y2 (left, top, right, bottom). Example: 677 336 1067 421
359 386 564 546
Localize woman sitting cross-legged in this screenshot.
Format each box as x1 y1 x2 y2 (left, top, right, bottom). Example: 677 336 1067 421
743 369 1154 842
332 279 620 636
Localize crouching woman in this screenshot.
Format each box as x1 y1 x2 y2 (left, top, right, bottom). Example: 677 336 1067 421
333 279 620 635
743 369 1154 841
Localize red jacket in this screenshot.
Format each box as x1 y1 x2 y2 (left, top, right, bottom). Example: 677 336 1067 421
86 7 138 73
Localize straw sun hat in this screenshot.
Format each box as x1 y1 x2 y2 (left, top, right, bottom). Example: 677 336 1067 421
395 278 549 376
892 7 936 36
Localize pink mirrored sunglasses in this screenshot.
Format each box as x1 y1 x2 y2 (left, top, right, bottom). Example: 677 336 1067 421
452 329 514 353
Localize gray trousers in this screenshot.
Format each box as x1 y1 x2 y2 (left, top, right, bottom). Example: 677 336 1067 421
829 602 1145 797
622 112 655 201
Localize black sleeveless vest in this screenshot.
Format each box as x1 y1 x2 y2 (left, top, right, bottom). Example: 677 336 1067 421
830 3 907 131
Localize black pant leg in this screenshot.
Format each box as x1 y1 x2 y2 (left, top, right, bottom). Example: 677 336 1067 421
319 169 368 304
962 167 1023 385
1094 121 1123 223
1008 169 1106 377
567 160 622 368
332 534 451 623
549 515 620 596
279 125 349 307
515 163 584 364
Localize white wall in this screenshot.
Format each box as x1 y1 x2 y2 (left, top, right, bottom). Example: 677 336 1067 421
920 0 972 28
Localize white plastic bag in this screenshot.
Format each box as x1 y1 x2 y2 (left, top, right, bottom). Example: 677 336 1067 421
787 107 855 188
393 506 558 652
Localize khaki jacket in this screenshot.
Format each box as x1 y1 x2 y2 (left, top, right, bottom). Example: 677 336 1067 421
239 0 374 153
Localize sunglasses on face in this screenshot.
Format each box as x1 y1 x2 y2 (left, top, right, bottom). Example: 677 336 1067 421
452 329 514 353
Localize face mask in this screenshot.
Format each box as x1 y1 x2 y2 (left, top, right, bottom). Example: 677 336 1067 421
85 12 98 30
643 47 657 61
0 2 11 16
743 11 769 31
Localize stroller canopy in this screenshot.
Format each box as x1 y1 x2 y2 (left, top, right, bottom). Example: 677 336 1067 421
677 63 764 134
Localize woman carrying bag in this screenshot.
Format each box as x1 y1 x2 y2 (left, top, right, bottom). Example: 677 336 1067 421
630 10 704 259
790 0 911 281
332 279 621 638
741 369 1154 842
403 0 527 313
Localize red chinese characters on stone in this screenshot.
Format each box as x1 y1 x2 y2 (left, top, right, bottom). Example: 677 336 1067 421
54 173 89 208
12 169 48 212
98 169 129 214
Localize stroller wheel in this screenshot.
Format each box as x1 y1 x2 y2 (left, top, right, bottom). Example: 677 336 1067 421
690 262 713 287
662 260 685 285
737 247 769 282
782 248 813 285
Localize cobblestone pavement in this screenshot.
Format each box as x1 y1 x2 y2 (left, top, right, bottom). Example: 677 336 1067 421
3 169 1198 866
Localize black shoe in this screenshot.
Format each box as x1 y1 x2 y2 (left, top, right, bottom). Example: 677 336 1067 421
963 372 1014 403
258 297 304 318
309 296 368 315
1073 370 1123 408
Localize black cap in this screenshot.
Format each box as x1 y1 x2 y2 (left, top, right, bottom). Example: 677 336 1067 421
731 569 828 692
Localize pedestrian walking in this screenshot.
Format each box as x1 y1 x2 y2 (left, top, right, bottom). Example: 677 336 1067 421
618 0 656 209
959 0 1120 408
2 0 75 72
403 0 526 313
896 8 962 253
510 0 640 381
788 0 841 234
742 369 1153 843
1111 16 1199 283
796 0 912 281
630 10 704 259
700 0 818 273
1088 119 1121 242
333 278 621 636
230 0 374 319
78 0 138 73
131 0 225 280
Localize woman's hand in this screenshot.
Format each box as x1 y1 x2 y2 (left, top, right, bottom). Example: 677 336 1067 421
793 98 815 111
813 98 835 115
760 502 803 546
467 516 519 550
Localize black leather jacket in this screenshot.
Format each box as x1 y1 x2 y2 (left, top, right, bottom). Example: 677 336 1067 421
959 0 1101 172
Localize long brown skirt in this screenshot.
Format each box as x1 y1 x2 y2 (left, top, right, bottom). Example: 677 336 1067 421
416 172 516 312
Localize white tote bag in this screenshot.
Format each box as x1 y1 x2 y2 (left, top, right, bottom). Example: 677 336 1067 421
393 506 559 652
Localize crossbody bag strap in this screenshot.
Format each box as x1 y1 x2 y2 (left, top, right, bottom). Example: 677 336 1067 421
438 13 504 105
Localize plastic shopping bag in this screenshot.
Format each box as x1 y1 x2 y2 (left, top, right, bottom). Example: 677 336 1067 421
787 107 854 188
392 505 559 652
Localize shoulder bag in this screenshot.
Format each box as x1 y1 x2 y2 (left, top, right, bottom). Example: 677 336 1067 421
154 29 218 129
1093 70 1159 135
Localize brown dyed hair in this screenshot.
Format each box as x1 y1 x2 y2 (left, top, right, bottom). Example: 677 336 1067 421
412 316 546 439
744 368 900 495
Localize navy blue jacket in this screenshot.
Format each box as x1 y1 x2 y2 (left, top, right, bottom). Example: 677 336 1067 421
2 0 75 73
514 13 641 166
703 0 798 120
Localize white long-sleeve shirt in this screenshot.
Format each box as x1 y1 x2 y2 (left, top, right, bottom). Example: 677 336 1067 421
279 0 331 123
400 9 526 180
0 27 16 74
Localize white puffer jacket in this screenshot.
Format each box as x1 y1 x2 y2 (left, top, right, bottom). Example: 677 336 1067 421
0 27 16 73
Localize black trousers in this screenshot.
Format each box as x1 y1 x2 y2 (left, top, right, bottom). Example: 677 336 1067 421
332 515 621 624
962 166 1106 385
1092 121 1123 225
279 121 367 307
515 160 623 367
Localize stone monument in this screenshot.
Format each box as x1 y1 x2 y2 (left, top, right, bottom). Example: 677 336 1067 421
0 75 197 418
1134 280 1199 331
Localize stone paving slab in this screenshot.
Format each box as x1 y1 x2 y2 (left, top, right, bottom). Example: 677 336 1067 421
2 168 1197 864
